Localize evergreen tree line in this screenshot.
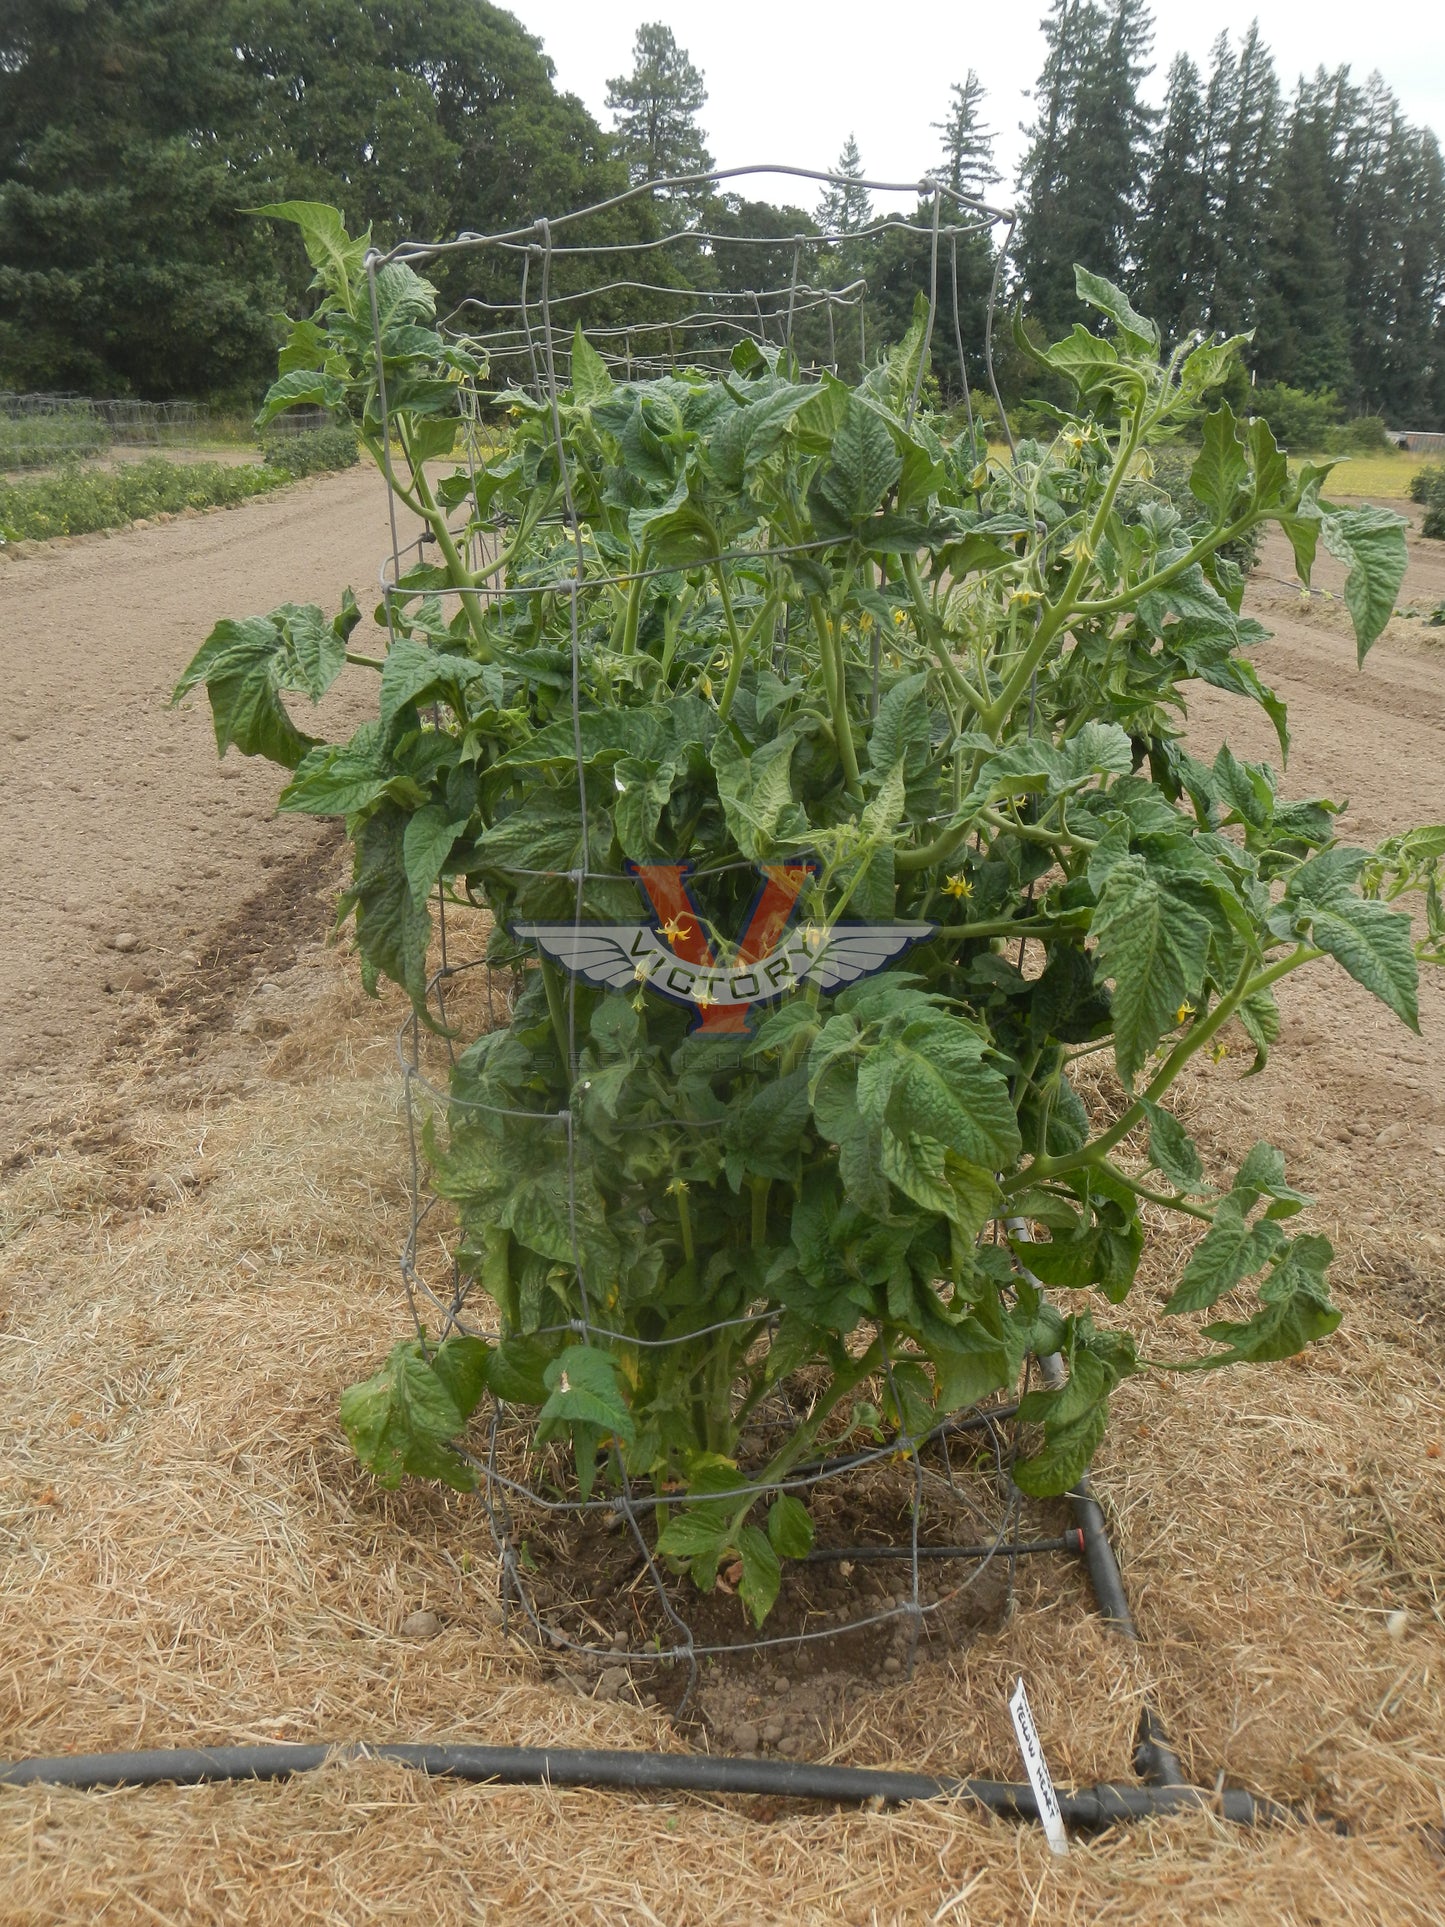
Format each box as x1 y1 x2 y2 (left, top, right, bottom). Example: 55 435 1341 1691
1017 2 1445 426
2 1 1441 427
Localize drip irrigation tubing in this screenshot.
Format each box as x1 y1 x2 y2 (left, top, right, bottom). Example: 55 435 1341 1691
804 1532 1084 1564
0 1489 1305 1829
0 1742 1295 1827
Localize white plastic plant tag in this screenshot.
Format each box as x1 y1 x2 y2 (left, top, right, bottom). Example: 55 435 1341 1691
1008 1676 1069 1856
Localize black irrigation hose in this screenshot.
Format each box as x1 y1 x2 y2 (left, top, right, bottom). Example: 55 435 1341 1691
0 1741 1295 1827
805 1532 1084 1563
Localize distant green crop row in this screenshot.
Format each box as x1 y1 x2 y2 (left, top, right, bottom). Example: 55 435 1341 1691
0 456 290 542
0 409 111 469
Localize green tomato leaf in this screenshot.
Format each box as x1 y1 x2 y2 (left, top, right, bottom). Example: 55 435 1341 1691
253 200 371 309
867 1013 1022 1168
1189 405 1248 524
1012 1397 1109 1498
570 324 612 405
736 1524 782 1627
814 393 903 527
767 1494 815 1560
1190 1233 1340 1366
1247 415 1290 510
1295 894 1419 1031
868 672 931 775
339 1341 473 1493
1091 857 1211 1086
710 730 808 861
657 1511 731 1559
1140 1099 1207 1193
723 1068 812 1184
379 638 488 735
612 756 676 861
172 604 356 769
428 1334 493 1423
485 1334 556 1405
403 803 468 906
537 1346 635 1447
1164 1192 1288 1314
1179 333 1251 396
925 1321 1012 1415
1320 505 1409 661
1073 266 1160 356
339 802 433 1001
255 366 348 428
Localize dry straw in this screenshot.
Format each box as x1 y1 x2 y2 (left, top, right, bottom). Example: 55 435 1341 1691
2 865 1443 1922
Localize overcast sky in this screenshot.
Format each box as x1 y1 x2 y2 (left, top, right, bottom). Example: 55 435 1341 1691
510 0 1443 212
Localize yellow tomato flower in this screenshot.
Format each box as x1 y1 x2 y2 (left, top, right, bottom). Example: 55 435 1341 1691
943 873 973 900
1175 1000 1196 1025
1210 1040 1229 1063
660 916 692 946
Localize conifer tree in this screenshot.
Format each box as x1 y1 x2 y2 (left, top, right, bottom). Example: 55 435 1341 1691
1139 53 1209 342
1253 84 1353 395
932 71 1001 202
817 135 873 235
1015 0 1155 335
605 22 712 188
1207 21 1280 337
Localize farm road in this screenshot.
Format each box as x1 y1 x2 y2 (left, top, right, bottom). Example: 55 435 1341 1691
1161 505 1445 1271
0 470 423 1154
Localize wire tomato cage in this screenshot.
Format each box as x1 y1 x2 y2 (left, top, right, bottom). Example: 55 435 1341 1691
351 163 1289 1822
368 163 1056 1695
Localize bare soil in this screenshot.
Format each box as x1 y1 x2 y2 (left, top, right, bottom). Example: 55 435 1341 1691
0 467 417 1159
513 1419 1020 1761
1 476 1443 1923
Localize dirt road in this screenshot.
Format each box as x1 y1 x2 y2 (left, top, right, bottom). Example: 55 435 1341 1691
0 470 424 1153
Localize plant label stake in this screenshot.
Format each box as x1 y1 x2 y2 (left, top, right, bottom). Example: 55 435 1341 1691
1008 1677 1068 1856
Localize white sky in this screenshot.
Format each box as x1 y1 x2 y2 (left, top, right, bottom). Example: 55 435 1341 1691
509 0 1444 212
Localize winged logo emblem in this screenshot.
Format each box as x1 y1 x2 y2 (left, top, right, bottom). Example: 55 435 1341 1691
513 861 934 1035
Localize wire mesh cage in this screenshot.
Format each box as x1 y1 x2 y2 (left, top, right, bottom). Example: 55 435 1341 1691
0 393 212 468
356 164 1084 1715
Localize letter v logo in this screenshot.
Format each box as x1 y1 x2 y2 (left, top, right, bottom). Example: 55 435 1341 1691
629 862 813 1034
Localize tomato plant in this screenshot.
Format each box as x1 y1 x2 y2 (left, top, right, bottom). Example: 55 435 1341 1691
176 206 1441 1624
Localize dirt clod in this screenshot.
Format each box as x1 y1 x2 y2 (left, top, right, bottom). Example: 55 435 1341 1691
400 1610 442 1640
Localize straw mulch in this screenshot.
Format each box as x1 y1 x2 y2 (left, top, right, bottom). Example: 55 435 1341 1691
2 907 1443 1925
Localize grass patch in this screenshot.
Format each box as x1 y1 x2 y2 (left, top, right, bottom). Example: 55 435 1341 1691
0 455 288 542
1298 448 1431 499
